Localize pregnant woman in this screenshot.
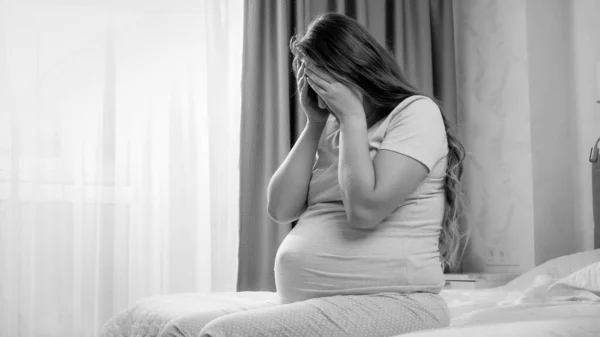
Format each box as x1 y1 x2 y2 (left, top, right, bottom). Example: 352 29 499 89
195 12 465 337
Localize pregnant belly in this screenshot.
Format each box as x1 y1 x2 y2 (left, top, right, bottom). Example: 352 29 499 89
274 203 430 303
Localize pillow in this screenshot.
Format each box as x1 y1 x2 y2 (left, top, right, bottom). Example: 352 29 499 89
504 249 600 290
547 261 600 296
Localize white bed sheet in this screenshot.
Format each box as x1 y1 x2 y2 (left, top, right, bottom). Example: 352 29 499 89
400 287 600 337
402 317 600 337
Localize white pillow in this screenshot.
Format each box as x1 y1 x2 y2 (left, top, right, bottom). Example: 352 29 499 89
548 261 600 296
505 249 600 290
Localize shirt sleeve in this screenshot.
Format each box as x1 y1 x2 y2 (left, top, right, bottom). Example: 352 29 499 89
378 97 448 172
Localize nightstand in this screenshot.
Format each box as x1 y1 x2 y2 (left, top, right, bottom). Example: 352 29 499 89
443 273 519 289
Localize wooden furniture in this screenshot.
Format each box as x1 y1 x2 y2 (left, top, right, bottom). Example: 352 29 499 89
593 159 599 249
443 273 519 290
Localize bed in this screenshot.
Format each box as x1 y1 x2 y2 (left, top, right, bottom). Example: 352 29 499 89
100 249 600 337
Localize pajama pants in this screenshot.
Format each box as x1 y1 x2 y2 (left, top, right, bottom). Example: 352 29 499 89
158 292 450 337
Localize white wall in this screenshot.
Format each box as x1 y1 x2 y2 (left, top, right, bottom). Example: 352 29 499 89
526 0 577 266
570 0 600 252
454 0 600 273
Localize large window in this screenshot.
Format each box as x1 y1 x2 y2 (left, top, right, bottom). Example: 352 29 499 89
0 1 243 335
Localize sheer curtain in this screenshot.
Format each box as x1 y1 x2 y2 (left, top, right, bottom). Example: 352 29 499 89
0 0 243 336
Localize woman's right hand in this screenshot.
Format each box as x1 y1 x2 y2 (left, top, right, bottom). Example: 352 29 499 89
296 61 330 123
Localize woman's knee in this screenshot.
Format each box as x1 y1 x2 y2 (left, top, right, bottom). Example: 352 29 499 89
158 312 224 337
198 314 244 337
199 310 276 337
157 320 187 337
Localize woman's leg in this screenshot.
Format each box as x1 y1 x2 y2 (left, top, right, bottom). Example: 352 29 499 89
158 302 280 337
199 292 450 337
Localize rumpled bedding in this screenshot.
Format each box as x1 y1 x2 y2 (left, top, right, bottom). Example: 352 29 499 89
400 289 600 337
401 261 600 337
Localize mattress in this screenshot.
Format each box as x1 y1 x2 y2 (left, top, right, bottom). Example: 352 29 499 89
100 287 600 337
100 254 600 337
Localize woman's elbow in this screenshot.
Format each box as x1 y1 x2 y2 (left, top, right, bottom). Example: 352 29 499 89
267 206 287 224
267 205 303 225
268 211 292 225
346 205 380 229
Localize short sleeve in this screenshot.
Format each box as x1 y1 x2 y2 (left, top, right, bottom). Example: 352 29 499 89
378 98 447 172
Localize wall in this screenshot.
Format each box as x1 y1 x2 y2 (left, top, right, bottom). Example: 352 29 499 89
570 0 600 251
454 0 600 273
526 0 577 266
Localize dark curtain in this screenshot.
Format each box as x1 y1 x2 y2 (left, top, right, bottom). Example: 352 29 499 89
238 0 458 292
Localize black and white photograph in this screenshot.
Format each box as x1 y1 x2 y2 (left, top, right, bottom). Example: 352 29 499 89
0 0 599 336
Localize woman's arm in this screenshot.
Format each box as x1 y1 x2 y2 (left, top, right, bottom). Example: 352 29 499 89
267 120 327 224
302 64 437 229
338 116 428 229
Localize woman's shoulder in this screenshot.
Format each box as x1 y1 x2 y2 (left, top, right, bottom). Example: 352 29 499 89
379 95 441 128
391 95 439 116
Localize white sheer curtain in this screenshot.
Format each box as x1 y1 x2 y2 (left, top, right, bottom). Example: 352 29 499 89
0 0 243 336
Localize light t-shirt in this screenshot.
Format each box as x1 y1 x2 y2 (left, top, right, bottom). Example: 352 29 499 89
274 95 449 304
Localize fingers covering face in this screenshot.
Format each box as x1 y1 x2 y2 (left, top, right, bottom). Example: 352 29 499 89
305 64 337 84
305 68 330 94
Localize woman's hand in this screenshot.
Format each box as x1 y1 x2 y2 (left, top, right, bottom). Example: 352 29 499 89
304 63 364 123
296 61 330 123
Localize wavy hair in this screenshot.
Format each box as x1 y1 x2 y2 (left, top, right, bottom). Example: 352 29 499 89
290 13 468 271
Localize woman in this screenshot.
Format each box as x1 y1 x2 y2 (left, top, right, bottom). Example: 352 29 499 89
193 12 464 337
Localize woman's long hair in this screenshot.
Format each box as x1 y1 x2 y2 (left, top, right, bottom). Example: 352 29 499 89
290 13 467 271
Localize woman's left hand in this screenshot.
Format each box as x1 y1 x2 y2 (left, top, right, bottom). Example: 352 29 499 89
304 64 364 122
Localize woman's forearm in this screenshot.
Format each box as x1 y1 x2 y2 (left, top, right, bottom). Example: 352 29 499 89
267 120 327 224
338 116 376 227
